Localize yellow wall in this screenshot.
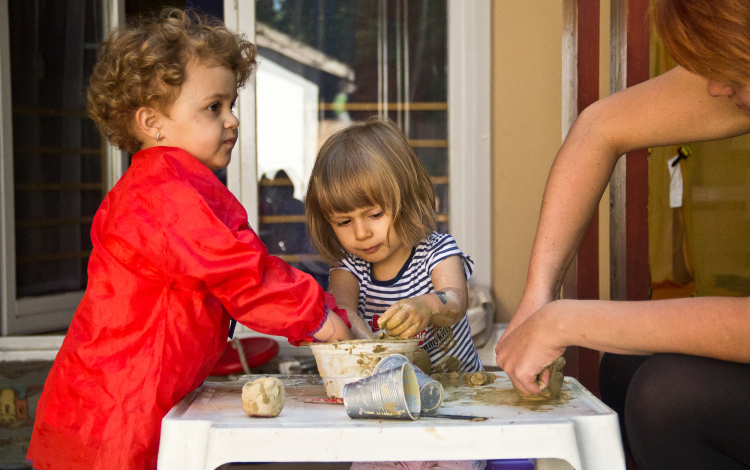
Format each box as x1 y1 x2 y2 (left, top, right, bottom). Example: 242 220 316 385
491 1 563 322
491 1 612 322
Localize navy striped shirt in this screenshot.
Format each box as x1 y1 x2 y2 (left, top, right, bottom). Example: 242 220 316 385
335 232 483 373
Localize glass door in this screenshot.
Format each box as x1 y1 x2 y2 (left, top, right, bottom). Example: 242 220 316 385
1 0 115 335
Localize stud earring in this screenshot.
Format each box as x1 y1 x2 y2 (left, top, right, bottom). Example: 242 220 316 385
156 132 161 143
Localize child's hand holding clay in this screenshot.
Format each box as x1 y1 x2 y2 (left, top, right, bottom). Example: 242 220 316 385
378 297 435 338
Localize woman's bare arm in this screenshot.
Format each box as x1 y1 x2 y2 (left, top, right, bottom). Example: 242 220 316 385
509 66 750 331
496 66 750 395
497 296 750 396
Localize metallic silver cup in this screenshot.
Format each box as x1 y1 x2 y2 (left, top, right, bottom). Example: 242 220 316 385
343 362 421 420
373 353 444 416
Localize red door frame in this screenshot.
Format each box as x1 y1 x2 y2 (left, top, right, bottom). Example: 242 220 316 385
565 0 650 396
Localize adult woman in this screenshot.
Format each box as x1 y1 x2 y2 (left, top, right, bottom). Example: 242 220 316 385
494 0 750 468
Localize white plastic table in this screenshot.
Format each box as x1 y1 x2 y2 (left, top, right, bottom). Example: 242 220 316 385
157 374 625 470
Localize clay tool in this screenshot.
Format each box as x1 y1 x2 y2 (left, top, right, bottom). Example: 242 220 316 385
422 414 488 422
304 397 344 405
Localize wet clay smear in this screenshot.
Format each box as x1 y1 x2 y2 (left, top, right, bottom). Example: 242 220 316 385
443 386 572 412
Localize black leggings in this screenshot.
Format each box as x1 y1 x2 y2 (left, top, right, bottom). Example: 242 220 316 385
599 353 750 470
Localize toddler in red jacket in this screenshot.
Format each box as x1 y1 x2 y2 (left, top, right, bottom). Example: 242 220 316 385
26 9 351 470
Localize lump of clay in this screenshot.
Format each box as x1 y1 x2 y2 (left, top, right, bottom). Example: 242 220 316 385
433 356 461 373
431 371 460 385
515 357 566 401
444 356 460 372
463 371 498 386
411 348 432 375
242 377 285 417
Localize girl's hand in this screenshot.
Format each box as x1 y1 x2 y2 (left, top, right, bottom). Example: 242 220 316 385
350 314 379 340
378 297 435 338
326 269 361 340
313 308 353 342
379 255 470 338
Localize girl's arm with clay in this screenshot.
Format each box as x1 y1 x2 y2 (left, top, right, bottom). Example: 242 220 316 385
377 255 468 339
328 268 375 339
312 306 353 341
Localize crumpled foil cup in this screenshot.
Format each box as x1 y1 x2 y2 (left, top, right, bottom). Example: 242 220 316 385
373 353 444 416
343 362 421 420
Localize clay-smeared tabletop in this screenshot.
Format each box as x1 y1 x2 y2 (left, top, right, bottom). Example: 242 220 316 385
158 373 625 470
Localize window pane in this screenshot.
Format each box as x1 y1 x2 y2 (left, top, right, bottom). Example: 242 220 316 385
255 0 448 288
8 0 104 297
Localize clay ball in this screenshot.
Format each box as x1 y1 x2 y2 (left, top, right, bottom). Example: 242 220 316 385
463 371 497 386
242 377 285 417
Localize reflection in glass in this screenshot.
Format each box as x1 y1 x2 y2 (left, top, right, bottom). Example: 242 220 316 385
255 0 448 287
9 0 104 297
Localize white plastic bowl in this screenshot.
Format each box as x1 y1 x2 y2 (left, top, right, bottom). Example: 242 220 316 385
309 339 420 398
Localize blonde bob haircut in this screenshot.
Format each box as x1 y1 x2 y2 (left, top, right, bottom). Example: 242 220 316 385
87 8 256 152
653 0 750 84
306 118 436 265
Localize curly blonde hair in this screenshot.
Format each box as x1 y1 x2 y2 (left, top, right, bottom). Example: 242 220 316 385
306 118 436 265
87 8 256 152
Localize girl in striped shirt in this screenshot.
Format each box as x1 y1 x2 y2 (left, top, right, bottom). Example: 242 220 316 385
306 118 483 375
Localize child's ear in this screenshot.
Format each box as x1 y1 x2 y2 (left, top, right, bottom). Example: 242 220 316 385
134 106 161 144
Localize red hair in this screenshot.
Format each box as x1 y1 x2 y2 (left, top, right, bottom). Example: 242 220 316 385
653 0 750 83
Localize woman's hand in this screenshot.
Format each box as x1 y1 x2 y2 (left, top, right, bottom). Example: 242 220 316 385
494 302 567 396
497 288 557 360
378 296 435 338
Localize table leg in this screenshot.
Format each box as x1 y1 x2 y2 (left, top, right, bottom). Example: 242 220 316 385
157 419 212 470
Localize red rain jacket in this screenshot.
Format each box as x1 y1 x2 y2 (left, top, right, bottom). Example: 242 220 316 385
27 147 326 470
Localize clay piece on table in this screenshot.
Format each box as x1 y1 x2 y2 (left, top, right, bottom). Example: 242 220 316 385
463 371 498 386
411 348 432 375
514 357 566 401
242 377 285 417
434 356 460 373
429 371 461 386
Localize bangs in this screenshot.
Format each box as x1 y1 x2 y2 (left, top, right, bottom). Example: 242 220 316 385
314 149 400 219
306 117 436 265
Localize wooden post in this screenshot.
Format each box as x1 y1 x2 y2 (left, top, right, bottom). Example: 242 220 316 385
561 0 601 396
610 0 651 303
625 0 651 302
